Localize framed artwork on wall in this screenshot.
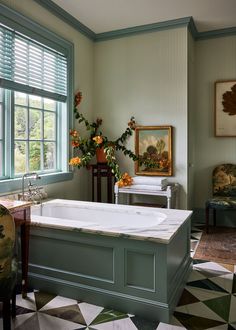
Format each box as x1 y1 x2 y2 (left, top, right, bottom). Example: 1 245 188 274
135 125 173 176
215 80 236 137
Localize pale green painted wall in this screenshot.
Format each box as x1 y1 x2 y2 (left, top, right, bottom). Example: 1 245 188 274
2 0 235 211
0 0 94 201
94 28 189 209
187 32 195 210
194 35 236 209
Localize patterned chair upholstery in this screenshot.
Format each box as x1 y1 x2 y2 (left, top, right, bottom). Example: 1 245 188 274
0 204 17 330
205 164 236 233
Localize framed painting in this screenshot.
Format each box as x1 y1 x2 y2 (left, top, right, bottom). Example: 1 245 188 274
135 125 173 176
215 80 236 137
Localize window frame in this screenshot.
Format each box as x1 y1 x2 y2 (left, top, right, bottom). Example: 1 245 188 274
0 3 74 193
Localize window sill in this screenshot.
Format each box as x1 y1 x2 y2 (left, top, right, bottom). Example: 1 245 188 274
0 171 73 194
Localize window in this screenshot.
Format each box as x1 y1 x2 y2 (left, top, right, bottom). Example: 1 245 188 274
14 92 58 175
0 4 73 192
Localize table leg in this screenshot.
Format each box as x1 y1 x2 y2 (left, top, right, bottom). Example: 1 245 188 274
167 197 171 209
97 167 101 202
92 171 95 202
205 205 209 234
21 208 30 298
115 192 118 204
107 170 112 203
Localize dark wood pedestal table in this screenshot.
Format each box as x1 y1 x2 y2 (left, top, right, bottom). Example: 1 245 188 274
91 163 115 203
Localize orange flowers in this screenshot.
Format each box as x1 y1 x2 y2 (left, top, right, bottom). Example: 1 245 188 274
74 91 82 107
70 129 78 138
70 129 80 148
93 135 103 145
72 140 80 148
116 172 133 188
69 157 81 166
70 90 137 180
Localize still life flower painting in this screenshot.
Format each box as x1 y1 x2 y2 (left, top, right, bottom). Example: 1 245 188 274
135 126 173 176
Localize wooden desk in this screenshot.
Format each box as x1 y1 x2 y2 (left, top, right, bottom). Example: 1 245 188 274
91 164 115 203
0 200 31 298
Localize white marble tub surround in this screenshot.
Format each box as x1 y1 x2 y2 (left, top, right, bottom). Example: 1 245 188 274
31 199 192 243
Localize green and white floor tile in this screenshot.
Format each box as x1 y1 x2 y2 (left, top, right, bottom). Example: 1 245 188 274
1 227 236 329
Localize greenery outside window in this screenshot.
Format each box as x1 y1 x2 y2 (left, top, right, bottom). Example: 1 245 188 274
14 92 59 175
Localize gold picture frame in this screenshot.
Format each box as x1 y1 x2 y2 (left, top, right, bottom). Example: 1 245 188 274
215 80 236 137
135 125 173 176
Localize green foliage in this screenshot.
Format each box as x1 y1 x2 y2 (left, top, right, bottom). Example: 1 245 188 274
71 93 157 179
14 93 56 173
72 102 137 180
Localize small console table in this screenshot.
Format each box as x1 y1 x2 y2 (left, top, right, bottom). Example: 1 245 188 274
114 183 179 209
91 164 115 203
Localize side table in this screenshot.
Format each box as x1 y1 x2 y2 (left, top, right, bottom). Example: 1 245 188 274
91 164 115 203
114 183 179 209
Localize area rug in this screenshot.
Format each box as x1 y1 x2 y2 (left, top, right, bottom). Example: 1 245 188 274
193 226 236 265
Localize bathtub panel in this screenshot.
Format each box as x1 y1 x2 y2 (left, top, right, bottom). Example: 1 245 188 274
166 219 191 303
125 250 155 291
29 234 114 282
28 222 191 323
167 220 191 282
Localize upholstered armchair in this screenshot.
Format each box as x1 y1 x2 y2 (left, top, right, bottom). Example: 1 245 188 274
0 205 17 330
205 164 236 233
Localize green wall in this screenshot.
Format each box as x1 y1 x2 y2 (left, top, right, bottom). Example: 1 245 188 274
1 0 235 211
94 28 189 209
194 35 236 209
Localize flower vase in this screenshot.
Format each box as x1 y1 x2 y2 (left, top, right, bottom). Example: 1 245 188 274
96 146 107 163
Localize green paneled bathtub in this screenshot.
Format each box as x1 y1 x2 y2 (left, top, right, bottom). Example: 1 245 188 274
28 199 192 322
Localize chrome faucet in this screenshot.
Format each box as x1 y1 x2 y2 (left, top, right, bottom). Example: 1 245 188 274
20 172 41 201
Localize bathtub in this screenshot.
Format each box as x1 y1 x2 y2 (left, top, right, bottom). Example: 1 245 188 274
29 199 192 322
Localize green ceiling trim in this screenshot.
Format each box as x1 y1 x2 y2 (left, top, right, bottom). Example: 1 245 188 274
95 17 193 42
33 0 236 42
196 26 236 40
33 0 96 40
187 16 198 39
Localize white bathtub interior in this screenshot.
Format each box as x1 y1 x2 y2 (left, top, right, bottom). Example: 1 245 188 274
31 200 167 231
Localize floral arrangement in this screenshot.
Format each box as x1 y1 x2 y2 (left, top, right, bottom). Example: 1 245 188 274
69 91 139 187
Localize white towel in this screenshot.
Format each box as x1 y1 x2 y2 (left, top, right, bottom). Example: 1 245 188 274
132 176 167 186
122 184 167 191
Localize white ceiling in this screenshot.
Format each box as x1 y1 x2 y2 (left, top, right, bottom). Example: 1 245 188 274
51 0 236 34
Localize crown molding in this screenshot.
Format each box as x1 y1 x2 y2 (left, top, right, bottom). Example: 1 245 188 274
95 17 193 42
33 0 96 40
196 26 236 40
32 0 236 42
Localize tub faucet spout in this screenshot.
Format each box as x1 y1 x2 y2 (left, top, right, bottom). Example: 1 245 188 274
20 172 41 201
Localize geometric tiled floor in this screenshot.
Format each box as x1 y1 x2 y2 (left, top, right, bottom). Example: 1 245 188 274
1 226 236 330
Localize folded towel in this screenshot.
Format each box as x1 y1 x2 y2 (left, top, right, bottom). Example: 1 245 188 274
132 176 167 186
121 184 167 191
